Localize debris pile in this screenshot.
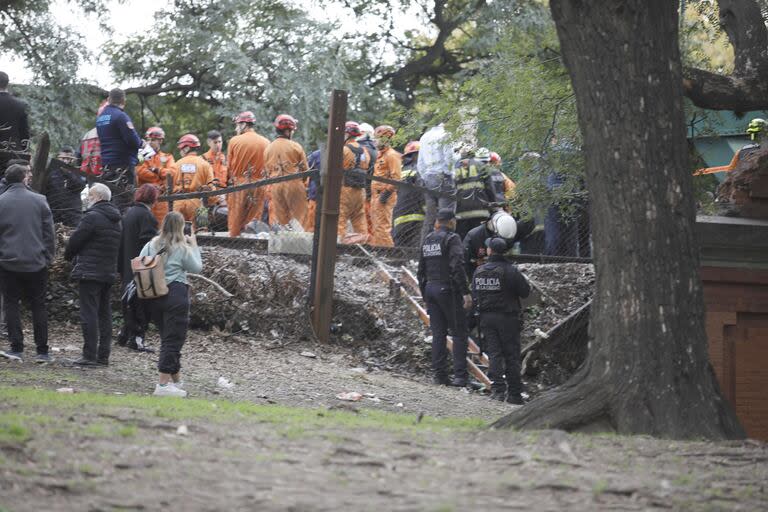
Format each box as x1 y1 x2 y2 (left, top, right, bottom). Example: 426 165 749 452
716 144 768 218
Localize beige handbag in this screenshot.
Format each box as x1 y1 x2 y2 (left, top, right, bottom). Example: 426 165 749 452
131 247 168 299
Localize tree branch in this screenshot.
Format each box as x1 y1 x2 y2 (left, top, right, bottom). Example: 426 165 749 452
683 67 768 111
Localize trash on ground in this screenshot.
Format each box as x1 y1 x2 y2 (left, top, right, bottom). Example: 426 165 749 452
336 391 364 402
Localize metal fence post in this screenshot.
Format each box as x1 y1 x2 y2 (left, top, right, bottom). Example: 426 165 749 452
311 90 347 343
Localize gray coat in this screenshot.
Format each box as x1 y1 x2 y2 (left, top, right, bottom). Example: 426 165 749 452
0 183 55 272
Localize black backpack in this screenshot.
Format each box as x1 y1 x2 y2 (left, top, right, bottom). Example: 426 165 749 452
344 144 369 188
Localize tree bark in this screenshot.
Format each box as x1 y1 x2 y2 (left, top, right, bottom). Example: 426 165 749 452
493 0 745 439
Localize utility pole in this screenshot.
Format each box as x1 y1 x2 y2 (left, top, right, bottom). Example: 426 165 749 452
311 90 347 343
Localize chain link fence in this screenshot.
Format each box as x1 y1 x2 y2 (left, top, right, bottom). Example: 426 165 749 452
13 147 595 393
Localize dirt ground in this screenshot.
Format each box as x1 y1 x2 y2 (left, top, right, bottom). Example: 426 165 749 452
2 327 768 511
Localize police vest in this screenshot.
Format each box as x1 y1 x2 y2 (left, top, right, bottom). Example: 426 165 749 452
486 169 507 203
344 143 370 188
474 262 510 313
455 160 490 220
422 229 453 283
393 164 425 227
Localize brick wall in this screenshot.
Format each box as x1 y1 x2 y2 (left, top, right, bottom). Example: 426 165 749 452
702 267 768 441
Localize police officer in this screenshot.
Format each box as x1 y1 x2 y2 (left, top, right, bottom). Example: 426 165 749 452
472 237 531 404
417 208 472 386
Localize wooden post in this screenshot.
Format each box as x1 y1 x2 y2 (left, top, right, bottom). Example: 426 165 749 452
311 90 347 343
166 173 174 212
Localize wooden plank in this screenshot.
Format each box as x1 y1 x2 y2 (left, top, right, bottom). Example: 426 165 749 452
447 337 492 388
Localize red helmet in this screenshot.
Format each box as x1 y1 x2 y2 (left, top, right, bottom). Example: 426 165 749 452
489 152 502 165
274 114 298 131
345 121 362 137
234 111 256 124
177 134 201 150
374 125 396 139
145 126 165 140
404 140 420 155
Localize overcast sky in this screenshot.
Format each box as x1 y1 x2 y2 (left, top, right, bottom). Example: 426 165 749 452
1 0 425 87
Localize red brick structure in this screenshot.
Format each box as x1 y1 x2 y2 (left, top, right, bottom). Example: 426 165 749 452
699 216 768 440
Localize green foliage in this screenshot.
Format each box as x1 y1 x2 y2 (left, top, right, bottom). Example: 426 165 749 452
107 0 391 149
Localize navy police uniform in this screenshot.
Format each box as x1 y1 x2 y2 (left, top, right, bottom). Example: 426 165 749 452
417 208 470 385
472 238 531 403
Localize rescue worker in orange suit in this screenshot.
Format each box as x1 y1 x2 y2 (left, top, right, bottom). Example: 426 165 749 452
489 151 516 199
171 134 214 224
264 114 309 226
226 111 270 237
136 127 175 224
202 130 228 204
338 121 371 240
369 125 402 247
358 123 377 239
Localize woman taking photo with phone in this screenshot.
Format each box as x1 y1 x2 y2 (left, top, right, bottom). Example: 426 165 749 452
139 211 202 397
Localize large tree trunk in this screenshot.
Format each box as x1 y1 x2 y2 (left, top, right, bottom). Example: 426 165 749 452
493 0 745 439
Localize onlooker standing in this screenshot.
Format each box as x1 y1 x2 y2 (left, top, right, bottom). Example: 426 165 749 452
0 164 55 362
417 123 457 244
96 88 143 211
45 146 86 227
117 184 159 351
65 183 123 366
140 212 202 397
0 72 31 173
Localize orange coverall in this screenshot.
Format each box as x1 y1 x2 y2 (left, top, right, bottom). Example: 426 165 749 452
202 149 228 204
338 139 370 238
226 131 269 236
304 200 316 232
136 152 175 224
503 174 517 199
171 152 214 223
369 147 402 247
264 137 309 226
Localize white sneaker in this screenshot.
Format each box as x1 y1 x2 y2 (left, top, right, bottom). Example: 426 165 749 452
173 381 185 390
153 383 187 398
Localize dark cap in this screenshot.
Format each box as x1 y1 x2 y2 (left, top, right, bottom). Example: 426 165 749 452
59 145 75 154
436 208 455 221
485 237 508 254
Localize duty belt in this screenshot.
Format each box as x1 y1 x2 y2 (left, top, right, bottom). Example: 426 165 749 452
394 213 425 226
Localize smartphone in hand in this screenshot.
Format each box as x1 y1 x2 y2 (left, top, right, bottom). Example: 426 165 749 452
184 221 193 236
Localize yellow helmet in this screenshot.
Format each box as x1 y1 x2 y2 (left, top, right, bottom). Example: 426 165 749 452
747 118 767 140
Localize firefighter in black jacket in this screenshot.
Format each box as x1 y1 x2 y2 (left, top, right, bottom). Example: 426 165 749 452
393 141 425 247
417 208 472 386
472 237 531 404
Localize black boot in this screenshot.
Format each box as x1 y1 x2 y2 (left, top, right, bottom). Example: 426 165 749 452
433 374 451 386
506 393 524 405
489 389 506 401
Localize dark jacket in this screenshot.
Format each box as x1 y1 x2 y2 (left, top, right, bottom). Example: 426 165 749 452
45 160 86 227
65 200 123 283
96 104 142 167
417 226 469 296
0 91 31 153
0 183 55 272
119 202 158 284
463 219 536 277
471 254 531 314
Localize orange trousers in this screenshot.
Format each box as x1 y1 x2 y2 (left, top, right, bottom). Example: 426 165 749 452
337 186 367 238
228 187 265 237
270 180 308 226
303 200 316 232
369 190 396 247
174 199 202 224
152 201 169 226
365 200 373 237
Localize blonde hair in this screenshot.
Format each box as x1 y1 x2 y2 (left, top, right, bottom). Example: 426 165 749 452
151 211 189 255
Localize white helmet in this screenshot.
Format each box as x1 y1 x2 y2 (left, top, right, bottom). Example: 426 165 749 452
488 211 517 239
475 147 491 162
358 123 374 140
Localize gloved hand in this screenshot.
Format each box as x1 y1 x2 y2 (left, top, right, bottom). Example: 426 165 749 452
138 143 156 162
378 189 393 204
